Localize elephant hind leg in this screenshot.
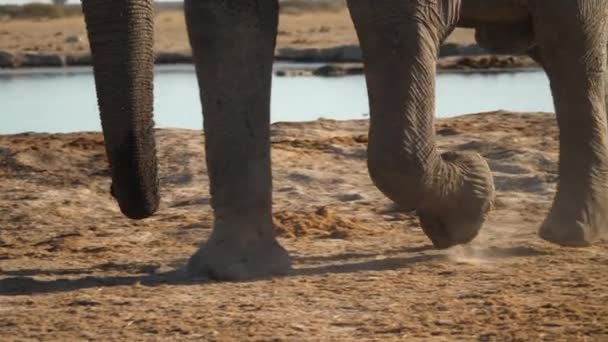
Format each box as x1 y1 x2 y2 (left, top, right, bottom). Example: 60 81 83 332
184 0 291 280
533 1 608 246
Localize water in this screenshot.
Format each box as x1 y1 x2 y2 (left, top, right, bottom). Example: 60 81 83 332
0 64 553 134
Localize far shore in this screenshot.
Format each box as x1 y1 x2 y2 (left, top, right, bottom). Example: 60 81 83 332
0 9 538 73
0 52 540 75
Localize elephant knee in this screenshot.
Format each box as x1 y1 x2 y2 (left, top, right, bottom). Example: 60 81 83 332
366 147 427 210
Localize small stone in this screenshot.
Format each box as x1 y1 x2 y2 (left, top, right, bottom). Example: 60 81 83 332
0 51 17 68
64 35 82 44
315 206 330 217
291 324 306 331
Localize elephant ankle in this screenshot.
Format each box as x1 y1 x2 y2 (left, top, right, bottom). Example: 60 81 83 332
188 223 291 280
187 204 291 280
422 151 495 213
212 206 275 237
541 191 608 246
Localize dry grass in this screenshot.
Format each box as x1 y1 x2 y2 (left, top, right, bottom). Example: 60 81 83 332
0 4 81 19
0 1 348 19
0 3 476 59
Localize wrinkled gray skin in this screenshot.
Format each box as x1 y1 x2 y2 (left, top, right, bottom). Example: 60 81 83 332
82 0 608 280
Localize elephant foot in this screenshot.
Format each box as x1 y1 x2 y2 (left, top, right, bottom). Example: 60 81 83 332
539 199 608 247
187 217 292 281
417 152 495 249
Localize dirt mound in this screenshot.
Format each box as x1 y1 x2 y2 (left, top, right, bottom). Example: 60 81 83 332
273 206 374 239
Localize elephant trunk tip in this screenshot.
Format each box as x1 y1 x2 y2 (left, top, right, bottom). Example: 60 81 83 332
111 181 159 220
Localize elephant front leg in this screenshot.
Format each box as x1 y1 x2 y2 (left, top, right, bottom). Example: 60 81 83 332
184 0 290 280
347 0 495 249
533 1 608 246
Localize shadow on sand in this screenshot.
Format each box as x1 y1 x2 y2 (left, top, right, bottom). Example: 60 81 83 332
0 245 546 296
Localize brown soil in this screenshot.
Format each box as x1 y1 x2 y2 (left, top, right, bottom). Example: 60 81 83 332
1 112 607 340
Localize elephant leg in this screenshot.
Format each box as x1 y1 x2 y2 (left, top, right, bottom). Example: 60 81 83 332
605 43 608 116
82 0 159 219
184 0 290 280
532 0 608 246
347 0 495 249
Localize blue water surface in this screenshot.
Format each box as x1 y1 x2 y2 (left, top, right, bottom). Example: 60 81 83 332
0 64 553 134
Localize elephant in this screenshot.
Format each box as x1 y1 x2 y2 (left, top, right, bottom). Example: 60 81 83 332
81 0 608 280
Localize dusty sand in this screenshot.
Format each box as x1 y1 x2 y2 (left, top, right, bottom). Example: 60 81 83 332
1 111 607 340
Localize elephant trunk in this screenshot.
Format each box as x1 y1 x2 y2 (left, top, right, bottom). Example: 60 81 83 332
82 0 159 219
348 0 494 248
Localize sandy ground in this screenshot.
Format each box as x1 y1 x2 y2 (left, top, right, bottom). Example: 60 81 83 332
0 9 475 55
1 112 607 340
